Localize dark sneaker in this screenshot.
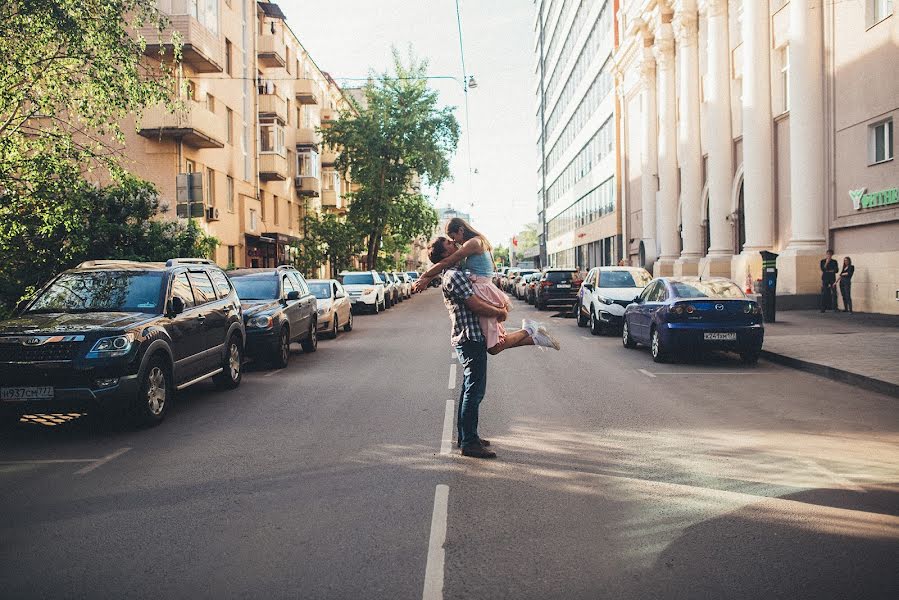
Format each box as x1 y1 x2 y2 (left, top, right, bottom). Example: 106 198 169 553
457 438 490 448
461 443 496 459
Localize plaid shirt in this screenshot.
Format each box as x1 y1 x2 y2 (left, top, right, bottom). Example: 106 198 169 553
442 269 484 346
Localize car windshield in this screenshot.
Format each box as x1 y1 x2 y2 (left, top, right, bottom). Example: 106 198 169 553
518 271 537 278
545 271 575 282
599 270 651 288
670 280 745 299
343 273 375 285
308 282 331 299
27 271 165 314
406 272 419 279
231 275 278 300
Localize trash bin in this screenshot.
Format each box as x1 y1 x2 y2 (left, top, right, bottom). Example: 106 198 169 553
759 251 779 322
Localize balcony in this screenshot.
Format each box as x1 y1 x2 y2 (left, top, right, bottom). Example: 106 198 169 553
294 175 320 197
136 15 223 73
138 100 226 148
320 107 336 123
321 189 339 208
295 79 319 104
257 34 286 69
258 94 287 123
296 127 321 148
259 153 288 181
321 145 338 165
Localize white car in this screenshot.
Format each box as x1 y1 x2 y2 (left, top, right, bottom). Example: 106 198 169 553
394 272 412 299
577 267 653 335
340 271 386 314
514 269 539 299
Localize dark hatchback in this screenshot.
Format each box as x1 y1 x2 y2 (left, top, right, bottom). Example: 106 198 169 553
621 277 764 363
229 266 318 368
535 268 583 310
0 259 245 425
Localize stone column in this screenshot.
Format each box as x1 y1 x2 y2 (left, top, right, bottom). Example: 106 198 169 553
732 0 775 287
653 22 680 276
698 0 734 278
638 46 659 269
673 4 702 276
779 0 827 295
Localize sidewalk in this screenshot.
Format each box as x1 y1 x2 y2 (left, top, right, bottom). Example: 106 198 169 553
761 310 899 398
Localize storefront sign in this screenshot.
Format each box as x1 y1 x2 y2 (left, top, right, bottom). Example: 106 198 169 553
849 187 899 210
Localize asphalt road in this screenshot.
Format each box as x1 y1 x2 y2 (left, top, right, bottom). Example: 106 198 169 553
1 290 897 599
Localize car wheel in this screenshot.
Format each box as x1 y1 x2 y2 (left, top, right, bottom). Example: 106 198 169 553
372 301 380 315
301 320 318 353
330 317 339 339
131 356 171 426
536 299 546 311
740 350 760 365
270 326 290 369
650 327 667 363
589 308 604 336
344 310 353 332
576 302 589 327
622 319 637 349
214 334 243 389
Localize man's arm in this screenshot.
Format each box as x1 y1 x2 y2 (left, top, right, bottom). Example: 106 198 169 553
464 294 508 322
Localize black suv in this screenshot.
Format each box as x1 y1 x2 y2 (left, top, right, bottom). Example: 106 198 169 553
0 259 245 426
535 268 583 311
228 266 318 368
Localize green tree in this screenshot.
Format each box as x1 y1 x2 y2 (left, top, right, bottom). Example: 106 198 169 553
0 176 217 315
513 223 539 261
493 245 510 267
294 213 362 277
321 49 459 269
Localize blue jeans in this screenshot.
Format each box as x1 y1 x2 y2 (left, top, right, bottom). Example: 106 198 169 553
455 339 488 448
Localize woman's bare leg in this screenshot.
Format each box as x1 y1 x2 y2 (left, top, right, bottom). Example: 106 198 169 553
487 329 534 355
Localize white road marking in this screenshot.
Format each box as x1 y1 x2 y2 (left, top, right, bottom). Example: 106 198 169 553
638 369 657 378
422 484 449 600
0 458 94 465
74 447 131 475
447 363 457 389
440 400 455 456
264 369 281 377
651 372 756 376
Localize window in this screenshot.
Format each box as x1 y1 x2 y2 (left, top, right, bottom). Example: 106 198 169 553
171 272 195 309
297 150 320 178
185 80 197 101
187 271 216 305
289 272 309 295
779 46 790 113
260 191 266 221
225 39 233 75
870 119 894 164
259 121 285 154
249 208 258 231
868 0 894 27
206 167 215 205
226 175 234 212
282 275 297 297
273 195 279 225
226 107 233 144
226 246 236 268
185 159 196 173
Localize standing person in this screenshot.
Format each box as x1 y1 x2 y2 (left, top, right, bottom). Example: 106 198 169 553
837 256 854 313
819 249 838 312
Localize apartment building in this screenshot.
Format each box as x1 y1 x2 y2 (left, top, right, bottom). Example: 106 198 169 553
534 0 621 271
615 0 898 313
122 0 354 273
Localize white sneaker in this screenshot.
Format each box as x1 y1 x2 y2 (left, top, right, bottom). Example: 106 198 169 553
532 327 561 351
521 319 541 337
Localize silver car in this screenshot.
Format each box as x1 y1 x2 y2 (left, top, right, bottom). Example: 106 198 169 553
308 279 353 338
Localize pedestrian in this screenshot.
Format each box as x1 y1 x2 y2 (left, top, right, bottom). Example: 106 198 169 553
819 249 838 312
837 256 854 313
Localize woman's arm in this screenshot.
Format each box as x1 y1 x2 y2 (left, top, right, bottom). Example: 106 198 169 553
420 239 483 280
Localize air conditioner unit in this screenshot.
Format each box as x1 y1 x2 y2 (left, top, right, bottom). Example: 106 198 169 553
206 206 220 221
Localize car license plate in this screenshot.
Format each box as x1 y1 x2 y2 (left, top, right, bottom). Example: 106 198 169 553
1 386 54 401
556 283 571 288
704 332 737 341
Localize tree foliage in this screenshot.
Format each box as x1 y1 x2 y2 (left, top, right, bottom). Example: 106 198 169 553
294 213 362 278
0 177 218 316
321 49 459 269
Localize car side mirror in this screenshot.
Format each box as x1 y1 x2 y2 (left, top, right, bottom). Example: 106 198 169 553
633 295 642 303
583 283 594 291
286 290 300 301
170 296 185 316
335 291 345 299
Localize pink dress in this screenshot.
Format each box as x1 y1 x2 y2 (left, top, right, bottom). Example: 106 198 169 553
469 274 509 348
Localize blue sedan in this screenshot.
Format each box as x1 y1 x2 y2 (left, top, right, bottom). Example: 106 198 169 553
621 277 764 364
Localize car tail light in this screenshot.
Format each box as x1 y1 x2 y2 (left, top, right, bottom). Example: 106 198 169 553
541 280 552 287
685 304 696 314
671 305 685 315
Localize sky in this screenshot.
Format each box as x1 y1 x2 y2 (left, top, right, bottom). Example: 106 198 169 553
281 0 538 248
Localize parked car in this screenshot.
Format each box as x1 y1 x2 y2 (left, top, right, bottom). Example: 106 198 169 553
493 267 508 288
514 269 539 299
621 277 764 364
394 272 412 299
406 272 421 293
308 279 353 339
577 267 653 335
229 266 318 368
524 273 542 305
379 272 400 306
534 268 583 311
0 258 245 426
502 268 519 293
340 271 386 313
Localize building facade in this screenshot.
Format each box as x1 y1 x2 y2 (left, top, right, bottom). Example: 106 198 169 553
534 0 622 272
122 0 355 274
615 0 898 313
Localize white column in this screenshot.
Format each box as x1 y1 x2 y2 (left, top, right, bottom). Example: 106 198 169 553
673 4 703 275
699 0 734 278
653 23 680 276
740 0 774 253
638 47 659 268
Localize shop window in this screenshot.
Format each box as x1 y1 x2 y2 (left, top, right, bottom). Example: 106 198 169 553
870 118 894 164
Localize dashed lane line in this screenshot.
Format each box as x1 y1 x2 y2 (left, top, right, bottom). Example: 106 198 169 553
440 400 455 456
74 447 131 475
638 369 657 378
447 363 457 390
422 484 449 600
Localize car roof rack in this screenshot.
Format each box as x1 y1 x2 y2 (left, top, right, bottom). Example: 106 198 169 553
76 259 151 268
165 258 216 267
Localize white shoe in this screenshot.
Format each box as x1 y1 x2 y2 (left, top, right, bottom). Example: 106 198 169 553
532 326 561 351
522 319 541 337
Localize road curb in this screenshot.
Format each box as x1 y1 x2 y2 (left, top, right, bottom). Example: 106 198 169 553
760 350 899 399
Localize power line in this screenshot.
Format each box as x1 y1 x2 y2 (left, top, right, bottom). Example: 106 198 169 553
455 0 476 214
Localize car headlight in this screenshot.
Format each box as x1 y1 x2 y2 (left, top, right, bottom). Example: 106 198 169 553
317 307 326 316
595 294 613 305
87 333 134 358
248 315 273 329
362 287 375 295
